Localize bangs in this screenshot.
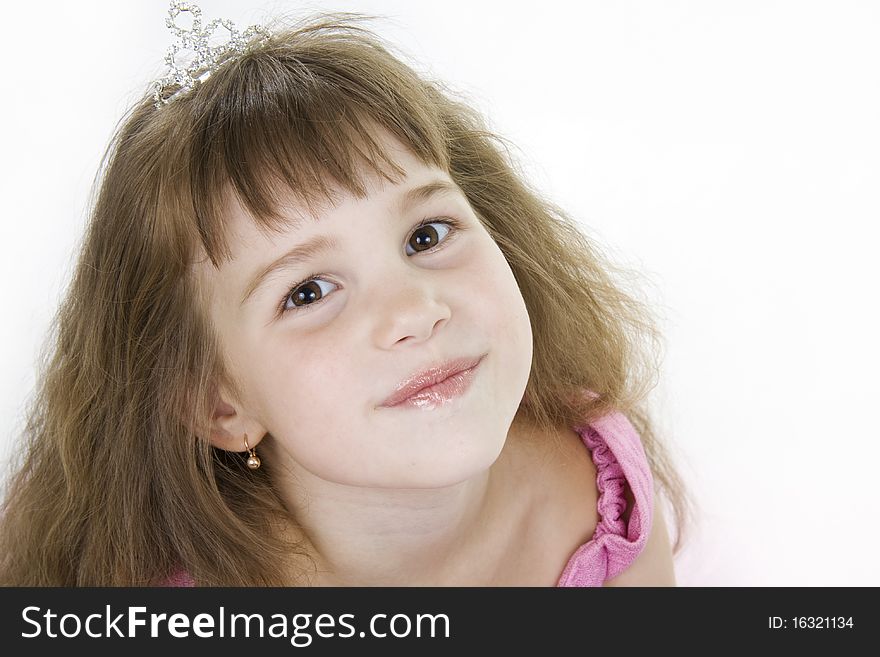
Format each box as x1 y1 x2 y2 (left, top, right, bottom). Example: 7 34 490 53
182 21 450 268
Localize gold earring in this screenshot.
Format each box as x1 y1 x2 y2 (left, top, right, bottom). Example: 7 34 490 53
243 433 261 470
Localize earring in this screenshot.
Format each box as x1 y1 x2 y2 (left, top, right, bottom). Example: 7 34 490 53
243 433 261 470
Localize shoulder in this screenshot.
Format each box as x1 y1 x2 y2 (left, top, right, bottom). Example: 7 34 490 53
505 408 677 587
503 414 601 577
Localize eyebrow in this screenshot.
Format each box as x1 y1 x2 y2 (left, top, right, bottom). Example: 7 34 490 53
239 178 461 307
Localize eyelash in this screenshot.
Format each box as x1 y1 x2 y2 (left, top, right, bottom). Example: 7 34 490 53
276 217 463 317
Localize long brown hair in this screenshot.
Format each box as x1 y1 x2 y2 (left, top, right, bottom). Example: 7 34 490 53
0 11 693 585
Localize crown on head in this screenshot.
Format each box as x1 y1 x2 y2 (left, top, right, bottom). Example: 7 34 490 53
153 1 271 108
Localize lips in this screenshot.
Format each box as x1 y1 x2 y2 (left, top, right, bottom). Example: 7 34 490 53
380 354 485 408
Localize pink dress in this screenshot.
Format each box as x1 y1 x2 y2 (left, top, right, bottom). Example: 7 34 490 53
165 410 653 587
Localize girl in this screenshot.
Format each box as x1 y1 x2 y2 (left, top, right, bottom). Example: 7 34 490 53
0 2 691 586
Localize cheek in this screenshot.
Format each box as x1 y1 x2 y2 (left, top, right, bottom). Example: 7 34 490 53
466 240 534 400
471 241 532 343
258 345 348 416
259 353 371 475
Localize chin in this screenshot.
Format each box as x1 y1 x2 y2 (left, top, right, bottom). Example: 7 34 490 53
398 437 508 488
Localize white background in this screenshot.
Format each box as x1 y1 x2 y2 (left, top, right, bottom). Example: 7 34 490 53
2 1 878 586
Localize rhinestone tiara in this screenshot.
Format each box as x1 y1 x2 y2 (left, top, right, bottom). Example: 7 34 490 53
153 1 271 108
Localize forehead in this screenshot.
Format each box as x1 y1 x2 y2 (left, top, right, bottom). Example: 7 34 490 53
190 129 455 299
227 132 445 245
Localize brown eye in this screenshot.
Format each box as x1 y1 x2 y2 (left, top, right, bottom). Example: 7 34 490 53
288 279 335 310
406 222 451 255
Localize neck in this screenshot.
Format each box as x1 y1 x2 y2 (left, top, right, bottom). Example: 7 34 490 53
270 419 539 586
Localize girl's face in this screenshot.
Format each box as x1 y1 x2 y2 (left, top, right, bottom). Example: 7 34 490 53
197 130 534 488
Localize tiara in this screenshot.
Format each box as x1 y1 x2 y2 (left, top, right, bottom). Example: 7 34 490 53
153 1 271 108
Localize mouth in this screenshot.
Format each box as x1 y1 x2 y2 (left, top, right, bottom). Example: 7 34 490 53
379 354 485 409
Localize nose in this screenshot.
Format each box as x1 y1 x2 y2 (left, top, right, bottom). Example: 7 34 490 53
371 277 452 349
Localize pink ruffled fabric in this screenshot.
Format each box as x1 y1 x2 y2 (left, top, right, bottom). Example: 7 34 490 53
164 409 653 588
556 410 654 586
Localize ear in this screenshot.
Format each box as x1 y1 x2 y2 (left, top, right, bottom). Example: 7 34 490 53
199 383 267 453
